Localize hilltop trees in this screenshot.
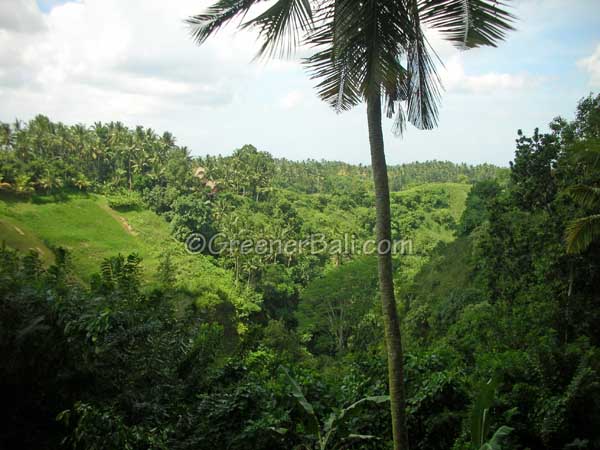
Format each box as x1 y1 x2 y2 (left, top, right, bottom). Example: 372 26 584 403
0 115 503 200
199 145 275 200
0 117 187 195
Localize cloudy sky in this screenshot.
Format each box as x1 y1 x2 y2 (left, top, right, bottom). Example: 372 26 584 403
1 0 599 165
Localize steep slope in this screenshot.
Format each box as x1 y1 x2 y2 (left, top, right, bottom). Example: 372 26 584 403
391 182 471 283
0 193 177 280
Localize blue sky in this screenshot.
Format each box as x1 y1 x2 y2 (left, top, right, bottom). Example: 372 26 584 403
1 0 599 166
35 0 73 13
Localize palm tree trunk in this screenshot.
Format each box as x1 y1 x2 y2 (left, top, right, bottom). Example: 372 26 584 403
367 89 409 450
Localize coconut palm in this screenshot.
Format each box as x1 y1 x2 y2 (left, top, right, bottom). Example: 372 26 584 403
566 143 600 254
0 123 13 149
188 1 515 448
566 183 600 254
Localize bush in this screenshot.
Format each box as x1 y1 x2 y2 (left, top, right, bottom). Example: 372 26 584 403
106 191 143 211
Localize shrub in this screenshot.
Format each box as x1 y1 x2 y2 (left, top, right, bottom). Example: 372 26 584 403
106 191 143 211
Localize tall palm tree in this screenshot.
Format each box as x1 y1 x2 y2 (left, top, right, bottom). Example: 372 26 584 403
188 1 515 448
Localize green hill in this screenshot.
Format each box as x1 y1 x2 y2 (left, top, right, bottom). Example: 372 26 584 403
0 191 262 331
389 182 470 285
0 182 470 284
394 182 470 242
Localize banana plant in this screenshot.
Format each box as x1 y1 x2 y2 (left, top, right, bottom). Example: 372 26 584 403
276 369 389 450
471 377 513 450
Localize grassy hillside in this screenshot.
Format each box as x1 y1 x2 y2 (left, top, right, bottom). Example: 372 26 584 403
0 182 470 285
396 183 473 301
391 182 470 285
404 182 470 220
0 216 55 263
0 191 261 328
0 192 178 280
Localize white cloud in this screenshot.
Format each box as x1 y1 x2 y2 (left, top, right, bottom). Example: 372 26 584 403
578 43 600 88
0 0 45 33
441 55 538 93
0 0 286 124
6 0 538 123
422 28 537 95
279 91 304 110
0 0 597 166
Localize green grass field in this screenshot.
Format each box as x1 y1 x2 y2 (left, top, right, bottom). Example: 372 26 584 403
0 216 55 263
393 182 470 245
0 192 180 281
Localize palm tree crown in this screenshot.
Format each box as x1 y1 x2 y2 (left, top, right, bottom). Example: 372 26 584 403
188 0 515 130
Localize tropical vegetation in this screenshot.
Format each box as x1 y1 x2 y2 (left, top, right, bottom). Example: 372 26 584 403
1 95 600 449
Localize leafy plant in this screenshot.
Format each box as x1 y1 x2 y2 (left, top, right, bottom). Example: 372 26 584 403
107 190 143 211
278 369 389 450
470 378 512 450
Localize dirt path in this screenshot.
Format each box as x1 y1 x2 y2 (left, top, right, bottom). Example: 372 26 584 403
100 203 138 236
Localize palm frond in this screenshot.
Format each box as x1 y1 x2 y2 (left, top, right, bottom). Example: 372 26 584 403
404 0 441 130
361 0 412 95
242 0 313 58
303 0 363 111
305 0 417 116
306 46 363 111
381 0 441 133
387 98 407 136
190 0 512 133
381 46 409 134
565 214 600 254
419 0 516 49
569 140 600 172
187 0 260 45
481 426 513 450
567 184 600 209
